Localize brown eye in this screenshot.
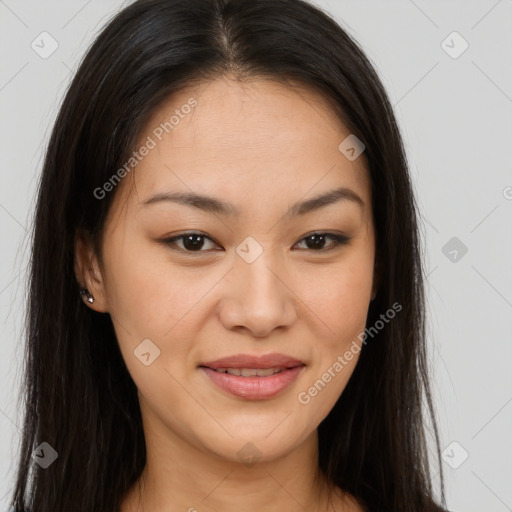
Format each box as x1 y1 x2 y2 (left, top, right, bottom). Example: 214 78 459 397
162 232 221 252
160 231 350 255
294 232 350 251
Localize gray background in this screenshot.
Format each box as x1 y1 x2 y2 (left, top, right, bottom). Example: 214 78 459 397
1 1 511 510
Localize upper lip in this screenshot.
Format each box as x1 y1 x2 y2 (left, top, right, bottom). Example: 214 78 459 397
200 353 305 370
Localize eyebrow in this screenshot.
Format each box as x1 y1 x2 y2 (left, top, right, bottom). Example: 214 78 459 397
141 186 364 217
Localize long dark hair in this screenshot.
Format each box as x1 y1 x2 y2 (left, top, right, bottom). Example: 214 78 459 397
11 0 447 510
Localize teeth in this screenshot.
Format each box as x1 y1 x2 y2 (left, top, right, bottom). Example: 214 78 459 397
214 367 283 377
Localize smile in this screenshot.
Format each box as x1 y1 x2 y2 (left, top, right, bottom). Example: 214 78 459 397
199 364 305 400
211 367 284 376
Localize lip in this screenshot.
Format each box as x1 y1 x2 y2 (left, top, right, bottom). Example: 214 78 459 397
200 366 305 400
199 353 306 400
200 353 305 370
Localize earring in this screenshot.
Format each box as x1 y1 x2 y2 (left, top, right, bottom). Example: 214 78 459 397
80 288 95 304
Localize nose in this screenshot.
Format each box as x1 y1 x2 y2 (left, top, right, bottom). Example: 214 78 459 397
217 251 297 338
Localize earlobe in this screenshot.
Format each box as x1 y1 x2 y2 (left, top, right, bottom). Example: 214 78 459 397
74 231 108 312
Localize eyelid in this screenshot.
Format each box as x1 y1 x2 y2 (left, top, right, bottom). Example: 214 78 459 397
159 230 351 254
293 232 351 251
160 231 221 253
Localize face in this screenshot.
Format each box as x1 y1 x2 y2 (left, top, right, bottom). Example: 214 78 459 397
77 76 378 464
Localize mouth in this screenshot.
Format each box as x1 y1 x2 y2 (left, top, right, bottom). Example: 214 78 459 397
198 353 306 400
199 353 305 371
208 367 287 377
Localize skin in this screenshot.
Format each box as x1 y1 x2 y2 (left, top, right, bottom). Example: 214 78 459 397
75 75 378 512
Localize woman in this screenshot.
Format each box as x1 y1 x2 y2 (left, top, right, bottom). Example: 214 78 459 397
10 0 448 511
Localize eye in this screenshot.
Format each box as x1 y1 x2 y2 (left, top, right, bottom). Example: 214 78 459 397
160 231 350 254
294 232 350 252
161 232 221 253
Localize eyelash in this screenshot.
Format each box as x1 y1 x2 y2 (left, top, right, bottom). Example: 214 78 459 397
160 231 351 254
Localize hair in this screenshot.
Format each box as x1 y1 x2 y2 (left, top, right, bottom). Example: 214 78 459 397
10 0 447 511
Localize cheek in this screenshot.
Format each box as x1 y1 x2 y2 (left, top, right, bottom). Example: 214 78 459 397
103 239 193 333
298 257 374 345
294 262 372 425
103 239 226 378
105 247 199 391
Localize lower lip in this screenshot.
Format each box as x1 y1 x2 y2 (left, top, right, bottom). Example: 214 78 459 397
199 366 304 400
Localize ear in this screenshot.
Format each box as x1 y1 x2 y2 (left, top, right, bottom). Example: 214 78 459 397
74 230 109 313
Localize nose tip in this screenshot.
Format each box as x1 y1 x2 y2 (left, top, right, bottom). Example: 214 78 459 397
217 257 297 337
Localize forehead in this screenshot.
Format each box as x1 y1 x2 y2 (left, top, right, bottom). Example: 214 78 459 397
116 76 371 216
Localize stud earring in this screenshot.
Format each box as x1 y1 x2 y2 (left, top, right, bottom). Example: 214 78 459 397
80 288 95 304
